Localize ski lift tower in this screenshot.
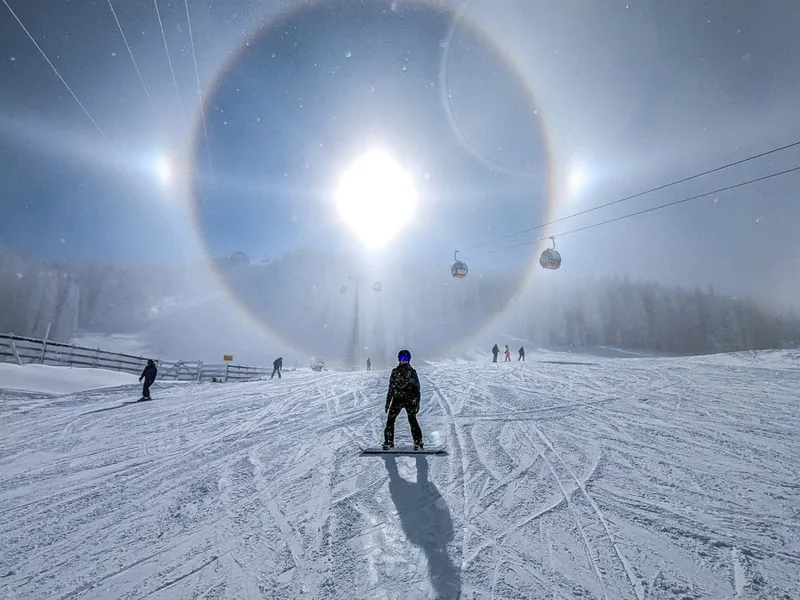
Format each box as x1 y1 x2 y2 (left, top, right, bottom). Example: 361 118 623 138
344 275 363 371
341 274 383 370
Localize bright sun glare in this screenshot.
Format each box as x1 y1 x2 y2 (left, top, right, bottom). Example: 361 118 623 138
155 154 173 186
567 163 588 196
335 150 418 249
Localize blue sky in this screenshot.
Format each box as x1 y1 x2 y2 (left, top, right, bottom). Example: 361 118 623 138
191 0 547 269
1 0 799 307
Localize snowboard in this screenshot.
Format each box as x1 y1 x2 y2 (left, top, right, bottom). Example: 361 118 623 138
360 445 446 455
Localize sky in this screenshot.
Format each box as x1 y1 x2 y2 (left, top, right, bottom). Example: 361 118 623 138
1 0 799 310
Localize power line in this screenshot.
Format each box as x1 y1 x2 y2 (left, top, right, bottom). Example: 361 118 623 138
2 0 106 138
462 139 800 253
472 165 800 257
184 0 214 179
153 0 186 123
107 0 159 121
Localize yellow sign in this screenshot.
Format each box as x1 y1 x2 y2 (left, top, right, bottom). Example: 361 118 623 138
223 354 233 362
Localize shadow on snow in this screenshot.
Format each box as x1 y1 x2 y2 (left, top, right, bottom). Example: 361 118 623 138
382 455 461 599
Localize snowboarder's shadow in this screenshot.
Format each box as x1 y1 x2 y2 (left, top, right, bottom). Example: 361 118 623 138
82 401 143 415
382 455 461 599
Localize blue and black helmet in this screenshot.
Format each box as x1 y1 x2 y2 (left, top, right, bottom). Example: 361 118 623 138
397 349 411 363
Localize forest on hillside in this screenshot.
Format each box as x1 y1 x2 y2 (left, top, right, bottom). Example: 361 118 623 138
0 250 197 341
1 248 798 360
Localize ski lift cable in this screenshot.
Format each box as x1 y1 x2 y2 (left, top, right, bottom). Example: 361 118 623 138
153 0 187 123
471 164 800 257
184 0 214 180
107 0 160 122
461 139 800 254
2 0 107 139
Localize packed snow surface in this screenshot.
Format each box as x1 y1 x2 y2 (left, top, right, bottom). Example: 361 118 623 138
1 351 799 599
0 362 139 395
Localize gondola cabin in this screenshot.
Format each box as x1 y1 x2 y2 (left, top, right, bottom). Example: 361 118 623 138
539 249 562 270
539 237 562 270
451 250 468 279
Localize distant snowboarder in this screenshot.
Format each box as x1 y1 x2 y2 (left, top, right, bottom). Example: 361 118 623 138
367 357 371 371
383 349 423 450
139 359 157 400
271 357 283 379
518 346 525 361
504 345 511 362
491 344 499 363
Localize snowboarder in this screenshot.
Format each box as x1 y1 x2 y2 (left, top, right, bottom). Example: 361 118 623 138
491 344 499 363
139 359 157 400
504 345 511 361
367 357 371 371
383 349 423 450
518 346 525 361
271 356 283 379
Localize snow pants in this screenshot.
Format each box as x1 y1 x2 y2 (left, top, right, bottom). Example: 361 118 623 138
271 367 281 379
383 401 422 446
141 379 154 399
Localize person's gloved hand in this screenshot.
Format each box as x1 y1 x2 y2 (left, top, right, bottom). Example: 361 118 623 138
138 377 142 382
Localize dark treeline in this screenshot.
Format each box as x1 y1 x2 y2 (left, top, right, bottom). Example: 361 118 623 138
0 249 197 342
0 251 79 342
1 247 798 357
520 277 800 355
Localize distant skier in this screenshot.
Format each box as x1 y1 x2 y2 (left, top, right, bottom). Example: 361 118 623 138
139 359 157 400
271 356 283 379
518 346 525 361
367 357 371 371
504 345 511 362
383 349 423 450
491 344 499 363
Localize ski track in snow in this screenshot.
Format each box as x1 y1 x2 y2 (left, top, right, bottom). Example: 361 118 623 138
1 353 800 599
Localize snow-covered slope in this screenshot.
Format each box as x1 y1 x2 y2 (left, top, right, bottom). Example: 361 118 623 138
1 352 798 599
0 363 139 396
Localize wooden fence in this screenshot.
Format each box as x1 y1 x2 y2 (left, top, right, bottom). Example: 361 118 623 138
0 333 271 383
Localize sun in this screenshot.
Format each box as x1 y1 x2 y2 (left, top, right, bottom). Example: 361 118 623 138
567 163 588 195
335 149 418 249
155 153 173 186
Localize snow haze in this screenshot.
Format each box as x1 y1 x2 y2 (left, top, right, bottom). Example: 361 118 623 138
3 249 799 368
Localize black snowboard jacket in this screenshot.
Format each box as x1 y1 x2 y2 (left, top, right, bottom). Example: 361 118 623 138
385 363 421 412
140 363 157 383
